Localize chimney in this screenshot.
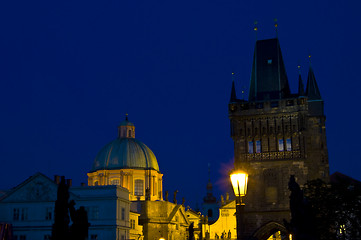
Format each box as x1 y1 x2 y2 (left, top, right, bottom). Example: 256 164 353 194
66 179 72 187
54 175 60 184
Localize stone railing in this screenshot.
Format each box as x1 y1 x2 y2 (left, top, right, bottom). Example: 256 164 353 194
244 151 301 161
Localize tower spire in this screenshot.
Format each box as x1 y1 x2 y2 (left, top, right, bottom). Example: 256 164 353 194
230 72 237 102
305 56 322 100
298 65 305 96
249 38 290 101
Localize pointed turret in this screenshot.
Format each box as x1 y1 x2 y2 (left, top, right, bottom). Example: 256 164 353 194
230 80 237 102
298 66 305 96
306 66 322 100
249 38 291 101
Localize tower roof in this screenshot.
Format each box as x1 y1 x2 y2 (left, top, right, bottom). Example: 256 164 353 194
230 80 237 102
306 66 322 100
249 38 291 102
298 72 305 96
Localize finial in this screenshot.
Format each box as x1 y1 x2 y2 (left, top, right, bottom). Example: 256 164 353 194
298 64 301 74
308 55 312 66
125 113 128 121
232 72 235 81
253 20 258 40
274 18 278 38
241 86 245 100
208 163 211 182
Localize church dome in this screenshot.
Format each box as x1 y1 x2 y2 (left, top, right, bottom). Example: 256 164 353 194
90 116 160 172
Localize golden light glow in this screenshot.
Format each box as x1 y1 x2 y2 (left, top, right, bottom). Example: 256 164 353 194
230 171 248 197
289 234 293 240
159 238 166 240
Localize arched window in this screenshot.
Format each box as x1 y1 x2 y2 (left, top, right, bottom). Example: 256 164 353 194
134 179 144 196
94 181 99 186
111 179 119 185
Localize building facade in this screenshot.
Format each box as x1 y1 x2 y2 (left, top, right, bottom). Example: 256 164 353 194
229 38 329 239
0 173 135 240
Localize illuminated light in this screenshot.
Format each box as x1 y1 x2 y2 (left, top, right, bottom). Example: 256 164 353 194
230 171 248 197
289 234 292 240
339 224 346 234
159 238 166 240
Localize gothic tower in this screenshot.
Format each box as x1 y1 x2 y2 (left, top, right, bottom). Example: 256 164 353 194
228 38 329 239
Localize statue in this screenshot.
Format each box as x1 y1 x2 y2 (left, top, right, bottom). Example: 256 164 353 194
165 191 169 201
285 175 317 240
51 176 90 240
220 195 224 205
182 197 185 206
69 200 90 240
226 192 229 201
52 176 70 240
173 190 178 204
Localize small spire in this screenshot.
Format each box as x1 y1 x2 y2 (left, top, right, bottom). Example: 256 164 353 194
254 21 258 41
230 72 237 102
125 113 128 121
274 18 278 38
298 65 305 96
306 62 322 100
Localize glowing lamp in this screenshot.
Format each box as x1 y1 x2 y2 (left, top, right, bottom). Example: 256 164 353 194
230 171 248 197
159 238 165 240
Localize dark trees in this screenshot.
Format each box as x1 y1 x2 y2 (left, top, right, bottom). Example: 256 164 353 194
287 174 361 240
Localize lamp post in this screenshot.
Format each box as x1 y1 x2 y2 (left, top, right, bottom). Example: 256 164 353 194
230 171 248 240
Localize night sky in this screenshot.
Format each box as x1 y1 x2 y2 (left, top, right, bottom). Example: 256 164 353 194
1 0 361 209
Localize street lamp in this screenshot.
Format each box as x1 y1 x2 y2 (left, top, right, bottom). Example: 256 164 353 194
230 171 248 240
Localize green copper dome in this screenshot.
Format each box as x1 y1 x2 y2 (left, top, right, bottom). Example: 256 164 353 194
90 138 159 172
90 116 160 173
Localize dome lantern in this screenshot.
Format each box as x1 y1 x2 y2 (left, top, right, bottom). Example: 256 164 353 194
118 113 135 138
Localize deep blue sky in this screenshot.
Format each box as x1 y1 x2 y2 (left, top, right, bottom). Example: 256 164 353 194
1 0 360 209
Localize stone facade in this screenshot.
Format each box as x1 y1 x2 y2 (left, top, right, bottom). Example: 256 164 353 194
229 38 329 239
139 201 190 240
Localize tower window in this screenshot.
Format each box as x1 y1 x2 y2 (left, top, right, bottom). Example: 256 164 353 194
278 139 284 152
134 179 144 196
248 141 254 154
286 138 292 151
128 130 132 137
267 59 272 64
256 140 261 153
